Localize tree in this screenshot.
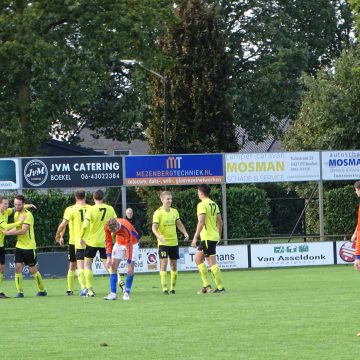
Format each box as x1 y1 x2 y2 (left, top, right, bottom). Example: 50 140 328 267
283 46 360 150
0 0 172 156
146 0 239 154
216 0 355 142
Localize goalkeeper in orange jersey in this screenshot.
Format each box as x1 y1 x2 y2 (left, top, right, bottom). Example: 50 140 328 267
103 217 139 301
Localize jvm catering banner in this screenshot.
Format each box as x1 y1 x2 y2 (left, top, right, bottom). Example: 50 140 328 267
225 152 320 184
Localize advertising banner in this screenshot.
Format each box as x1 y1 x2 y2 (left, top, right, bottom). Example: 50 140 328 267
251 242 334 268
125 154 224 186
21 156 122 188
225 152 320 184
92 245 248 274
322 151 360 180
336 240 356 264
0 158 20 190
178 245 248 271
3 252 68 279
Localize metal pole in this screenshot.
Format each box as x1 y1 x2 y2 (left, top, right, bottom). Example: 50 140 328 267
319 179 324 241
163 78 168 154
221 182 228 244
319 151 324 241
121 185 127 218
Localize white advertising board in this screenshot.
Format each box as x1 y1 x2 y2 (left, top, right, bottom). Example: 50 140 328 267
225 152 320 184
336 241 356 264
251 242 334 268
92 245 248 274
322 151 360 180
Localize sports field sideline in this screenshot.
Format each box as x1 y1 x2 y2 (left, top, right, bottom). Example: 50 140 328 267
1 266 359 360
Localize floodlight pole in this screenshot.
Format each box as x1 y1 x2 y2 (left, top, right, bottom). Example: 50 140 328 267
120 60 168 154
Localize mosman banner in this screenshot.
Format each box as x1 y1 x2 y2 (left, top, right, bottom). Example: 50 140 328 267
225 152 320 184
322 151 360 180
251 242 334 268
21 156 122 188
125 154 223 186
0 158 20 190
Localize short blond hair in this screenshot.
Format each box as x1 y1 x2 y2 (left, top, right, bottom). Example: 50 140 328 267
160 191 171 200
106 218 120 232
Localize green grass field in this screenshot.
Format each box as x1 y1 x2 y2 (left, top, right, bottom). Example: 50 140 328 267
1 266 360 359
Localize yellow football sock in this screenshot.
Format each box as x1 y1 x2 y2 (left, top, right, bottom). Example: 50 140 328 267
84 269 94 291
170 271 177 291
198 263 210 287
77 268 86 290
33 271 45 291
211 264 223 290
67 269 75 291
15 273 23 293
160 271 168 291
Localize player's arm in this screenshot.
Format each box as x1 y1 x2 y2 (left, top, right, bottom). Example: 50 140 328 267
0 214 26 231
216 213 223 244
176 219 189 241
3 223 30 236
104 225 115 257
192 213 206 247
25 203 37 210
351 226 357 242
80 210 91 246
152 223 165 244
55 219 68 246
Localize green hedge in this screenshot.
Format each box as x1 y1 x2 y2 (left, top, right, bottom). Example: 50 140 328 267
324 185 358 236
142 185 272 244
13 183 360 248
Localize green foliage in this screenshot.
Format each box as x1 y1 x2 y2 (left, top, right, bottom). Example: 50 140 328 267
324 185 358 235
226 186 272 239
218 0 355 142
147 0 238 153
0 0 173 156
143 185 271 243
284 46 360 150
5 190 74 248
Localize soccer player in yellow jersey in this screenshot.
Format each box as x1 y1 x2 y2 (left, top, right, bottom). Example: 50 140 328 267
80 189 117 297
152 191 189 294
0 196 27 298
55 189 89 296
191 184 225 294
3 195 46 298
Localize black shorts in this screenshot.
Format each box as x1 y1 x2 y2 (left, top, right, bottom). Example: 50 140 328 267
197 240 217 257
76 249 85 261
158 245 179 260
15 248 37 267
0 246 5 265
68 244 76 262
84 245 106 260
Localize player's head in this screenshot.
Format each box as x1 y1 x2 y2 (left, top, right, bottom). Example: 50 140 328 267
74 189 86 201
0 196 9 211
355 181 360 197
106 218 121 233
93 189 104 201
126 208 133 219
14 194 26 212
197 184 211 199
160 191 172 208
